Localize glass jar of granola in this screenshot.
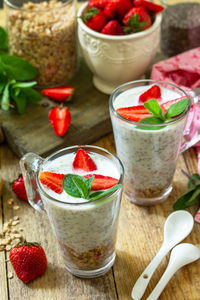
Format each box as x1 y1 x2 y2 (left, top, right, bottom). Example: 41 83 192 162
5 0 78 87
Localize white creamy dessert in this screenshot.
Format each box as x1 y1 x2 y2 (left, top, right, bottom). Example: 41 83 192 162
39 150 122 274
110 84 188 205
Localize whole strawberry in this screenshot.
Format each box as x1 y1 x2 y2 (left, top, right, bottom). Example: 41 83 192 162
88 0 108 8
123 7 151 33
104 0 132 19
101 20 124 35
12 175 28 201
82 7 107 32
9 241 47 283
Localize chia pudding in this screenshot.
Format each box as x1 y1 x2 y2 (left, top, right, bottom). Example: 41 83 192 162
109 82 190 206
38 147 124 277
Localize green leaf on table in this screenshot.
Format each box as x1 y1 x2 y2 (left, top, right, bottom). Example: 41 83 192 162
0 73 7 94
11 88 27 114
173 187 200 210
136 116 165 130
166 98 189 119
144 99 164 120
1 83 10 111
13 81 37 89
88 184 122 201
0 27 9 51
188 173 200 189
63 174 94 199
22 87 42 103
0 55 38 81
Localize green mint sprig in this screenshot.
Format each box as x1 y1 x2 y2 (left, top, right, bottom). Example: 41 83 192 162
0 26 41 114
137 98 189 130
173 171 200 210
63 174 122 201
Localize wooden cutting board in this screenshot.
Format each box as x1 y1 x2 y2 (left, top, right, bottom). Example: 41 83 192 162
0 60 112 158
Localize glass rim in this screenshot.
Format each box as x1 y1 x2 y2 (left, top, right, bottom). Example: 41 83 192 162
36 145 124 206
4 0 72 12
109 79 192 127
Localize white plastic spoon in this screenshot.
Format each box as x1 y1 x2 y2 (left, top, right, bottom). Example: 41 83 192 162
131 211 194 300
147 243 200 300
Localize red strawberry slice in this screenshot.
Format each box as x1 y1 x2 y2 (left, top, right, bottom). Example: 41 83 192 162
73 149 97 172
84 174 119 190
49 106 71 137
139 85 161 103
116 106 150 121
101 20 124 35
134 0 164 13
39 172 65 194
42 86 74 102
160 97 187 113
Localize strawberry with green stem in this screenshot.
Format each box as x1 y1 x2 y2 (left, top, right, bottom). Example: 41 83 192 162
101 20 124 35
82 7 107 32
123 6 151 33
104 0 132 19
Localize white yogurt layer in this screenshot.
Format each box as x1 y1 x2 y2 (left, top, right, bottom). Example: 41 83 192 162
40 152 120 203
110 84 188 204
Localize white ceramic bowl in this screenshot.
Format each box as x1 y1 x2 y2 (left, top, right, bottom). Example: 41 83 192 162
77 3 162 94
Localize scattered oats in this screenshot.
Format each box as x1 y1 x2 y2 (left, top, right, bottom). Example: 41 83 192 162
0 247 4 251
13 238 21 245
13 216 19 221
1 239 10 246
7 220 13 226
11 229 18 234
13 205 20 210
3 228 9 234
8 272 13 279
10 236 16 241
19 228 23 232
6 245 12 251
8 198 14 205
13 234 22 239
0 179 3 197
0 232 3 238
12 220 20 226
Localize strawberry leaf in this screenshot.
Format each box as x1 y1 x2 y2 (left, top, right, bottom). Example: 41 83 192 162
82 7 99 23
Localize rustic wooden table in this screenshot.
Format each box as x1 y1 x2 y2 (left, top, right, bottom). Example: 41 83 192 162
0 3 200 300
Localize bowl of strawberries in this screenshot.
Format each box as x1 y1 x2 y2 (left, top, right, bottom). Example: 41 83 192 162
77 0 163 94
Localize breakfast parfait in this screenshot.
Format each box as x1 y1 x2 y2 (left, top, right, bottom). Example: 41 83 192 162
109 81 191 205
38 146 123 277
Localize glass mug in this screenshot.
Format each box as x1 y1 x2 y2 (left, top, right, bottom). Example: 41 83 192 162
109 80 200 206
20 145 124 278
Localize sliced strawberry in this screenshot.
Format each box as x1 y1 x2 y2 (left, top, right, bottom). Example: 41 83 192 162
160 97 187 113
48 106 71 136
134 0 164 13
73 149 97 172
116 106 150 121
139 85 161 103
84 174 119 190
39 172 65 194
42 86 74 102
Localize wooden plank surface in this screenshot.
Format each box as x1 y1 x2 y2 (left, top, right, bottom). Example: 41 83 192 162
0 136 200 300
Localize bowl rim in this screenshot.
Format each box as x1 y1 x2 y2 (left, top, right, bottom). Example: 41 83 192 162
77 2 162 40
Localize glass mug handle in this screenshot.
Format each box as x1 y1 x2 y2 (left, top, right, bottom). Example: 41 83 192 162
180 100 200 153
20 153 44 212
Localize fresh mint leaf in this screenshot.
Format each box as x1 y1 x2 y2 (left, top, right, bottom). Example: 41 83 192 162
88 184 122 201
12 90 27 114
63 174 94 199
22 87 42 103
173 187 200 210
188 173 200 189
144 99 164 120
136 117 166 130
0 55 38 81
72 176 90 199
166 98 189 119
0 73 7 93
13 81 37 89
0 27 8 51
1 83 10 111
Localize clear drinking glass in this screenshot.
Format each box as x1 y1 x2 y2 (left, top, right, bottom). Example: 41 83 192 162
109 80 200 206
5 0 78 86
20 145 124 278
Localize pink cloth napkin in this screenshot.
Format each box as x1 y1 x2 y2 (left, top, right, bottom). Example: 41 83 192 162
151 47 200 222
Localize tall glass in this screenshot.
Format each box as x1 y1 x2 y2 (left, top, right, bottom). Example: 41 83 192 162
20 145 124 278
109 80 200 206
